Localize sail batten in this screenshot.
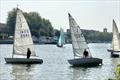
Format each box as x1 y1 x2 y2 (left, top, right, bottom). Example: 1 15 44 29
13 9 36 56
68 13 91 58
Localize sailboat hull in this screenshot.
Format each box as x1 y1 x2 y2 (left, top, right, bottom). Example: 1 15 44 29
107 49 120 52
68 58 102 67
107 49 120 57
111 53 119 57
57 44 63 47
5 58 43 64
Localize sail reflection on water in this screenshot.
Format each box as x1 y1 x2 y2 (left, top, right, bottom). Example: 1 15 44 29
12 64 34 80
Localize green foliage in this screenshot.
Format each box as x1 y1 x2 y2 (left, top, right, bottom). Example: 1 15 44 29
6 8 54 37
7 8 17 35
79 30 112 43
116 64 120 80
6 8 113 42
82 30 112 42
54 29 60 37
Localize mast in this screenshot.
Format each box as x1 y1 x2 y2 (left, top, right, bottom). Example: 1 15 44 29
12 8 18 58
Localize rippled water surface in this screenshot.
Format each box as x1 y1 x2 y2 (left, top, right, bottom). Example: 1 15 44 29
0 43 120 80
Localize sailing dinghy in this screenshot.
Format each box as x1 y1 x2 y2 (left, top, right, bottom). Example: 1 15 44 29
68 13 102 67
5 8 43 64
108 20 120 57
57 28 65 47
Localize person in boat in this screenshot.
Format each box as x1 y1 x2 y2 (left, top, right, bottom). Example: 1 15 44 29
27 48 31 59
111 51 113 55
83 49 89 58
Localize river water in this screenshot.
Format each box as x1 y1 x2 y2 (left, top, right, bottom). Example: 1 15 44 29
0 43 120 80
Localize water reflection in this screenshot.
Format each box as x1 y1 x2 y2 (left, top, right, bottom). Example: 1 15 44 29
71 67 88 80
111 58 120 66
71 66 103 80
11 64 34 80
70 58 120 80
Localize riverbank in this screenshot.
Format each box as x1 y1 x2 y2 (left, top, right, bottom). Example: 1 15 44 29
0 39 111 44
0 39 57 44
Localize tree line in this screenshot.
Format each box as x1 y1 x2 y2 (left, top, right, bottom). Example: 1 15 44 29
66 29 112 43
82 30 112 43
2 8 113 42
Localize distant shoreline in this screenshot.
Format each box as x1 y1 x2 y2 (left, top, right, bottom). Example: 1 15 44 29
0 39 110 44
0 39 57 44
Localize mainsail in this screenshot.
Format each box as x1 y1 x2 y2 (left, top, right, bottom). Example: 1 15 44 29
112 20 120 51
68 13 91 58
13 9 36 56
58 28 65 46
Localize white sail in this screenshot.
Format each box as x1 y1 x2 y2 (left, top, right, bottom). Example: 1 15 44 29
68 13 91 58
112 20 120 51
13 9 36 56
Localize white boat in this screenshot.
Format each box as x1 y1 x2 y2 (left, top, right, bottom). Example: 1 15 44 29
57 28 65 47
67 13 102 67
5 8 43 64
108 20 120 57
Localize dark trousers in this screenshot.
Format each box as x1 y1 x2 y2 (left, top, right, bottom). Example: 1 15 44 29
27 54 30 59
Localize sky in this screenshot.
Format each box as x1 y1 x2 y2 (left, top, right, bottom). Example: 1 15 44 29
0 0 120 32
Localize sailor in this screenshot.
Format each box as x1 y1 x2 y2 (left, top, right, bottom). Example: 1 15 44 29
111 51 113 56
83 49 89 58
27 48 31 59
